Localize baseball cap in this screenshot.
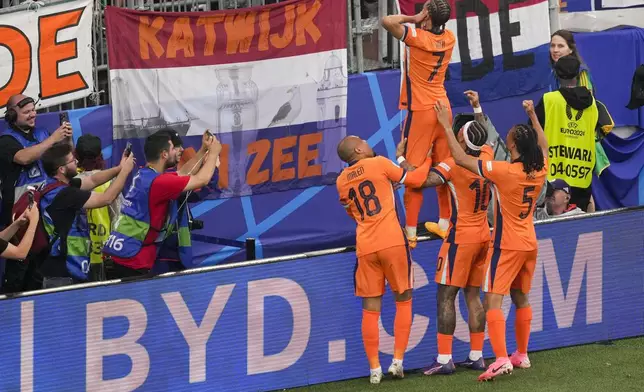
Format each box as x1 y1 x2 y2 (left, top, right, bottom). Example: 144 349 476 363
75 134 102 160
546 179 571 198
554 55 580 80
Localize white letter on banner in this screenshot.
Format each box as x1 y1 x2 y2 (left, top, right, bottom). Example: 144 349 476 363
86 299 150 391
532 232 603 332
21 301 34 392
162 285 235 384
247 278 311 375
379 261 430 352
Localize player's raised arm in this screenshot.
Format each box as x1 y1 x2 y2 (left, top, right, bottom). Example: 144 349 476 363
523 100 548 158
395 138 444 188
464 90 486 124
381 9 427 40
435 101 480 175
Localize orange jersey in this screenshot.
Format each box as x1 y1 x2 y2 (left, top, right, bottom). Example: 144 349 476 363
337 156 431 256
400 25 456 111
432 146 493 244
477 157 548 251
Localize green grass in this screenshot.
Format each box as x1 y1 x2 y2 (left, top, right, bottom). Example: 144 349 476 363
292 337 644 392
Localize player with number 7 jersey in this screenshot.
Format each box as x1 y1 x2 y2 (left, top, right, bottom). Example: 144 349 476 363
382 0 457 248
335 135 431 384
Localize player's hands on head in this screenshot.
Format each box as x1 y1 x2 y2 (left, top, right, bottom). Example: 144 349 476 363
522 100 535 114
412 7 428 24
434 101 451 128
396 138 407 158
464 90 480 108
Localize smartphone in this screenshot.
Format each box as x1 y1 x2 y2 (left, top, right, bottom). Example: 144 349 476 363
59 112 69 125
28 191 34 210
124 142 132 157
205 130 213 138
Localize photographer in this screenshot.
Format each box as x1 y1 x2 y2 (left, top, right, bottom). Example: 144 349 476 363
104 130 221 279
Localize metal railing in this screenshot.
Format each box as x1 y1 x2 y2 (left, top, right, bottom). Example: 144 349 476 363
1 0 400 112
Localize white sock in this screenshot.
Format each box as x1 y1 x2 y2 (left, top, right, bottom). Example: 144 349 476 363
469 350 483 361
438 218 449 231
370 367 382 374
405 226 417 238
437 354 452 364
392 358 403 367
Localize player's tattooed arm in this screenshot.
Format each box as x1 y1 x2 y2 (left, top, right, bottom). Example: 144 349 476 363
421 171 444 188
435 101 480 175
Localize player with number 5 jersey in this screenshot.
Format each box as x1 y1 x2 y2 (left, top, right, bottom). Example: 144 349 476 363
434 99 548 382
335 135 431 385
382 0 456 248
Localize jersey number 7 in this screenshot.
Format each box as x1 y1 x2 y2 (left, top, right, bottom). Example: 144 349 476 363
349 180 382 221
428 51 446 82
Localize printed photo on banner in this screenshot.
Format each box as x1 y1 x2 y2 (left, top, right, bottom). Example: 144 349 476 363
0 0 94 116
398 0 552 104
105 0 348 199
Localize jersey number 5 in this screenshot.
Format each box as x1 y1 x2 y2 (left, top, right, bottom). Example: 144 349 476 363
348 180 382 221
519 186 536 219
428 51 446 82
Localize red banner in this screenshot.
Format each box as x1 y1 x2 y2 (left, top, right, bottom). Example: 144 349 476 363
105 0 346 70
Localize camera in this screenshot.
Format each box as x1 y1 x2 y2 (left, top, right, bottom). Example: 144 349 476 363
189 219 204 231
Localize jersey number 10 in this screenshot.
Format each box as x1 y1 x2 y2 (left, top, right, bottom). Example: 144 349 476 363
349 180 382 221
469 179 491 213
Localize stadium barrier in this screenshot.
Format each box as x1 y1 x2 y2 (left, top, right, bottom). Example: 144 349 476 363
0 206 642 391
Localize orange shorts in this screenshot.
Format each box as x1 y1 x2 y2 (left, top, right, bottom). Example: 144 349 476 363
483 248 538 295
402 108 452 167
354 245 413 297
435 241 488 288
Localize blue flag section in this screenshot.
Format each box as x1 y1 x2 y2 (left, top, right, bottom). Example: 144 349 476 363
0 208 642 391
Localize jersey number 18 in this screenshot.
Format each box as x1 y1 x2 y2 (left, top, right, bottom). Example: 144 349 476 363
349 180 382 221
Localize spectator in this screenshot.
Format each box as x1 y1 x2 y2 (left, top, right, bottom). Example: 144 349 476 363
0 95 72 292
38 143 134 288
104 130 221 280
75 135 124 281
0 206 40 261
549 30 594 93
533 55 611 212
535 179 591 220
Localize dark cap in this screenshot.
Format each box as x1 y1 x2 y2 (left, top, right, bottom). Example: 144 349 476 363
554 55 581 80
546 179 571 198
156 128 183 147
75 134 102 160
626 64 644 110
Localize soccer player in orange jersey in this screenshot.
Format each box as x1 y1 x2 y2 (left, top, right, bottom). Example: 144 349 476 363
434 100 548 381
336 136 431 384
381 0 456 248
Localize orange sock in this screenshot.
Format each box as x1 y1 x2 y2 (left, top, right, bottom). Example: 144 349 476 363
394 299 412 360
470 332 485 352
486 309 508 359
437 333 453 355
436 184 451 220
362 309 381 369
403 188 423 229
515 306 532 354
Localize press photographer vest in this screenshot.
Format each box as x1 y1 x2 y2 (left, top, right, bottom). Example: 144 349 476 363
544 91 598 188
1 127 49 203
40 179 91 281
103 167 192 266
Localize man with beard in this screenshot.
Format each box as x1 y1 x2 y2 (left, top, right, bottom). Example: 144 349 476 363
38 142 135 288
104 130 221 279
0 94 72 292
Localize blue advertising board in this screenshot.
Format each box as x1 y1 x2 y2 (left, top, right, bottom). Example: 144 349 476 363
0 208 642 391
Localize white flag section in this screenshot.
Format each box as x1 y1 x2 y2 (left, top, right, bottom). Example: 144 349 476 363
601 0 644 7
0 0 94 116
110 49 348 139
